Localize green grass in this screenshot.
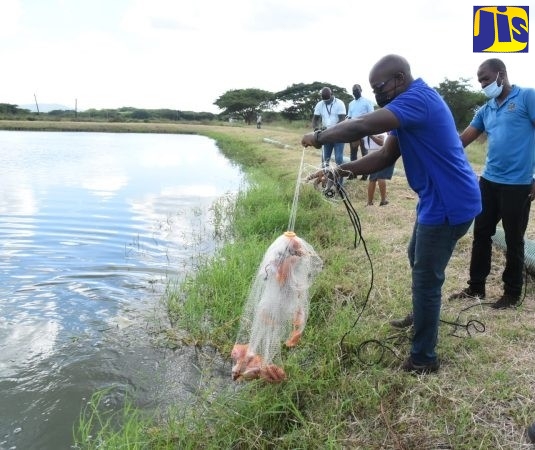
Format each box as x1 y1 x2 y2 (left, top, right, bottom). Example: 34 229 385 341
154 127 534 448
3 120 534 449
74 389 154 449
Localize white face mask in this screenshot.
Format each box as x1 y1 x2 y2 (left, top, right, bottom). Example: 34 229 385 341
483 73 503 99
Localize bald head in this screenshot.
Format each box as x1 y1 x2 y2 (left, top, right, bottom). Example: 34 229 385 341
320 87 332 100
369 54 412 83
369 54 414 107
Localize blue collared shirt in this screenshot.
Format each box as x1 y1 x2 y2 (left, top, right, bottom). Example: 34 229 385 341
347 97 374 118
471 85 535 185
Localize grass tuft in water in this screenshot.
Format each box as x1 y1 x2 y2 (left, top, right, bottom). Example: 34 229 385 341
74 389 153 450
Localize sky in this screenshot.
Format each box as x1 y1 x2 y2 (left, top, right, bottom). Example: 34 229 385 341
1 0 533 113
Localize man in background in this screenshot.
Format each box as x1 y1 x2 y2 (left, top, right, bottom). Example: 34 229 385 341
449 58 535 309
312 87 346 168
347 83 374 180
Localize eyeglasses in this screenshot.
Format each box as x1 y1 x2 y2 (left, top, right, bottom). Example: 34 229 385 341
372 76 396 94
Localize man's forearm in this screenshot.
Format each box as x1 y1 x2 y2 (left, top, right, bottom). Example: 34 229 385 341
316 120 362 144
336 148 394 177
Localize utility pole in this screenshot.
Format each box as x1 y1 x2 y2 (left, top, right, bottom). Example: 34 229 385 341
34 93 40 114
75 98 77 118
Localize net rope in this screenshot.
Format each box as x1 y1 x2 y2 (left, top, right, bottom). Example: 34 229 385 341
287 147 305 232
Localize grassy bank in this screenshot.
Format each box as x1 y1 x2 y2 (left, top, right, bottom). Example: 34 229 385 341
3 120 534 448
162 126 535 449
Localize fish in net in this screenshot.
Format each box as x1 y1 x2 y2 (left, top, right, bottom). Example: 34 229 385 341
231 231 322 382
231 149 323 383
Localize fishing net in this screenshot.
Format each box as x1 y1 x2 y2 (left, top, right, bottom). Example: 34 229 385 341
231 231 322 382
231 150 323 383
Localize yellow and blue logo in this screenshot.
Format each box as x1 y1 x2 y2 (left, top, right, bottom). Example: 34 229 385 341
473 6 529 52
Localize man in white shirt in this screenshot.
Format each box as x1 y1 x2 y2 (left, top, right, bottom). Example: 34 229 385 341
312 87 347 168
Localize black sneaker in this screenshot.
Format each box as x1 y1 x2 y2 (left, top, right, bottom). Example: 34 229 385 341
491 293 520 309
389 312 414 329
402 356 440 374
449 287 485 300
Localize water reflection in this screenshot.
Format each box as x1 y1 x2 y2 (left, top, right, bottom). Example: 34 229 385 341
0 131 243 449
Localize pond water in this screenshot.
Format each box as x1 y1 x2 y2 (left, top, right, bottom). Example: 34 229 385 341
0 131 244 449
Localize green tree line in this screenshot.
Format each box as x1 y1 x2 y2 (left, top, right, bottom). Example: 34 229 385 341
1 78 485 131
213 78 486 131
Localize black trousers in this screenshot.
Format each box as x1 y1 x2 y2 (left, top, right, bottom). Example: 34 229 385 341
469 177 532 297
349 139 367 161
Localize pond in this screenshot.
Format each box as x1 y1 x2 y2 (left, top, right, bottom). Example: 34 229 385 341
0 131 244 449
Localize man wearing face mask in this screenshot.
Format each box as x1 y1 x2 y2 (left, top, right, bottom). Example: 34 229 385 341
301 54 481 374
347 84 375 180
448 58 535 309
312 87 347 169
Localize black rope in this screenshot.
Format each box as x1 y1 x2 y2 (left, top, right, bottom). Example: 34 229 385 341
439 260 530 338
351 303 491 367
353 332 411 366
350 308 488 368
439 302 486 338
438 247 532 343
321 177 375 351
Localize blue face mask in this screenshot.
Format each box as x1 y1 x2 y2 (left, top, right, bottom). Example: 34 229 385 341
483 73 503 99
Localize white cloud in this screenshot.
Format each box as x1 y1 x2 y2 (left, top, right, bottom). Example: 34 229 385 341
0 0 22 37
121 0 254 34
1 0 533 112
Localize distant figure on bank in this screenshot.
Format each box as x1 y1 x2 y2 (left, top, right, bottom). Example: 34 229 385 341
257 114 262 129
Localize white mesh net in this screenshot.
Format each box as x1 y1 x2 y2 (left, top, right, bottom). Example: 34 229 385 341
231 231 322 382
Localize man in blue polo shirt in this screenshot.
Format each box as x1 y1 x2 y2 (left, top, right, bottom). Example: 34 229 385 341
347 84 375 180
450 58 535 309
302 54 482 374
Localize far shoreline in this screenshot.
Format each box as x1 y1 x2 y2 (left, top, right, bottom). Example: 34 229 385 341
0 119 220 134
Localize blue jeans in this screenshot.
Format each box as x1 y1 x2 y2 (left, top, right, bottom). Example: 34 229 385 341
408 219 473 364
322 142 345 168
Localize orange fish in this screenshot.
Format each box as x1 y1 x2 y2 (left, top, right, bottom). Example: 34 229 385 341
231 343 286 383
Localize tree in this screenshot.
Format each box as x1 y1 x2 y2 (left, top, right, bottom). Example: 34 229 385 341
131 109 150 120
434 78 486 131
275 82 352 122
0 103 31 115
214 88 276 124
